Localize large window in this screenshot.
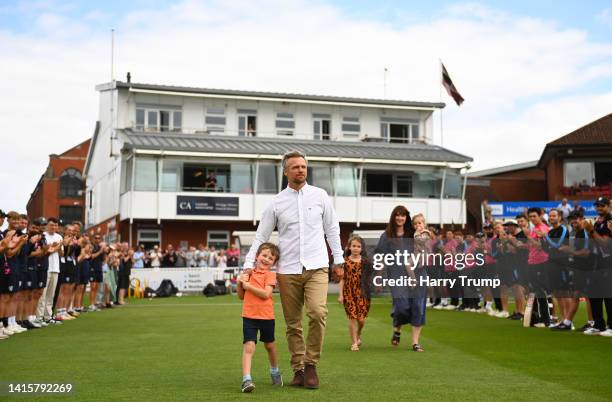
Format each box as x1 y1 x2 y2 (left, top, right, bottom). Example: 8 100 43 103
362 168 445 198
59 205 83 225
230 164 253 193
342 117 360 137
257 163 278 194
208 231 230 250
135 106 182 132
412 168 442 198
334 166 358 196
137 230 161 250
134 158 158 191
380 118 420 144
276 113 295 136
161 159 182 192
443 169 462 199
564 161 594 187
59 168 83 198
205 108 226 134
120 157 133 193
308 165 333 194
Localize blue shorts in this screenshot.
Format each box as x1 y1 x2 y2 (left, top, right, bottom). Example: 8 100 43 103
242 317 275 344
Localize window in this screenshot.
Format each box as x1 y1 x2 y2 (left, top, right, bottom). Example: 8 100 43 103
308 165 333 194
208 231 229 250
230 164 253 193
334 166 358 196
120 157 133 193
380 118 420 143
412 168 442 198
183 164 230 192
59 206 83 225
161 159 182 192
134 158 158 191
564 161 594 187
342 117 360 137
59 168 83 198
205 108 226 133
137 229 161 250
313 114 331 140
276 113 295 136
257 163 278 194
443 170 461 199
135 106 182 132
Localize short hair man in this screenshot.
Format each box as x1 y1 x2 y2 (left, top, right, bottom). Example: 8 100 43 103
243 150 343 389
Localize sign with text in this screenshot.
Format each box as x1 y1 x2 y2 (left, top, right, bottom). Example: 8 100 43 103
488 200 597 218
176 195 239 216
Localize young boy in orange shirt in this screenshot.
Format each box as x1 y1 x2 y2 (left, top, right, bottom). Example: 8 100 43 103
237 242 282 393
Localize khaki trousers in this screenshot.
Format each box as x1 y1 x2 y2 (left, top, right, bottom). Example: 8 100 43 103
277 267 329 372
36 272 58 320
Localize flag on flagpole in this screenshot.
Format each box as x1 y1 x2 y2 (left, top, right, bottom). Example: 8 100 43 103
441 62 464 106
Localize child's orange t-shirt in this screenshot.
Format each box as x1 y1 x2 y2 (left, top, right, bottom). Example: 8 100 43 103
242 267 276 320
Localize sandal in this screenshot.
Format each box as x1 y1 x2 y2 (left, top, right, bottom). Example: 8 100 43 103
412 343 424 352
351 343 360 351
391 331 401 346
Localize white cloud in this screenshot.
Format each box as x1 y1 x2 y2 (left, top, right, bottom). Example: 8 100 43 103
0 0 611 212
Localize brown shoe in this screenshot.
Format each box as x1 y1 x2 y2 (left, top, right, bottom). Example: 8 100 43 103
304 364 319 389
290 370 304 387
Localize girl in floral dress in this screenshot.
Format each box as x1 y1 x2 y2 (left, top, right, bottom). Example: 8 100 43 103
338 235 374 351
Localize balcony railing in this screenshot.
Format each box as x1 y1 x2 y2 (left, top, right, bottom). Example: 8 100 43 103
126 124 427 144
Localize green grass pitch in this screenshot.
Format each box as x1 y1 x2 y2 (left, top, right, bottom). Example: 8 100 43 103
2 295 611 401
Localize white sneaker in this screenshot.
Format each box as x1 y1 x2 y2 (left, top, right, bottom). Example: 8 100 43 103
10 325 27 333
433 304 445 310
476 307 487 313
426 302 433 308
34 319 48 327
486 308 496 316
495 311 510 318
2 327 14 336
533 323 547 328
599 328 612 337
443 304 457 311
88 305 97 312
584 327 602 336
29 320 42 328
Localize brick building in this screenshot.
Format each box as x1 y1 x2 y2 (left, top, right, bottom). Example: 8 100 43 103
465 112 612 230
27 139 90 224
465 161 547 231
538 112 612 201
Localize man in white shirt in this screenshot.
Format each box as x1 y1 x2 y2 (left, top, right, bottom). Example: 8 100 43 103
244 150 343 389
36 217 63 324
557 198 572 223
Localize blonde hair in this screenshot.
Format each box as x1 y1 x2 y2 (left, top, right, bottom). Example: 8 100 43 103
412 213 426 225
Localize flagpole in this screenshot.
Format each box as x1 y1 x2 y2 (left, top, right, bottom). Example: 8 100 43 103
439 59 444 148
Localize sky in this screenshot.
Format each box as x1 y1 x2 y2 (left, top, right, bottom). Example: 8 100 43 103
1 0 611 213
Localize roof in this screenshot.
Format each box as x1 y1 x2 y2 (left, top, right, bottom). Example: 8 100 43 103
468 160 538 177
538 113 612 167
548 113 612 146
120 131 472 164
98 81 446 110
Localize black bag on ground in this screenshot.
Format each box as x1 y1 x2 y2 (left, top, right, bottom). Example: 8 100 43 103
155 279 179 297
203 283 216 297
144 287 156 298
214 279 227 295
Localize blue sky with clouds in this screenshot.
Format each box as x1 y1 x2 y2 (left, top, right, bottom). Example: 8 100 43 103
0 0 611 212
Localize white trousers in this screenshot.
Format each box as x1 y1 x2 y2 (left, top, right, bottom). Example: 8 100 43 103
36 272 59 320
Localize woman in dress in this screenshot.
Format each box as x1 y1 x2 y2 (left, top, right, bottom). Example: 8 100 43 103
375 205 426 352
338 235 374 351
